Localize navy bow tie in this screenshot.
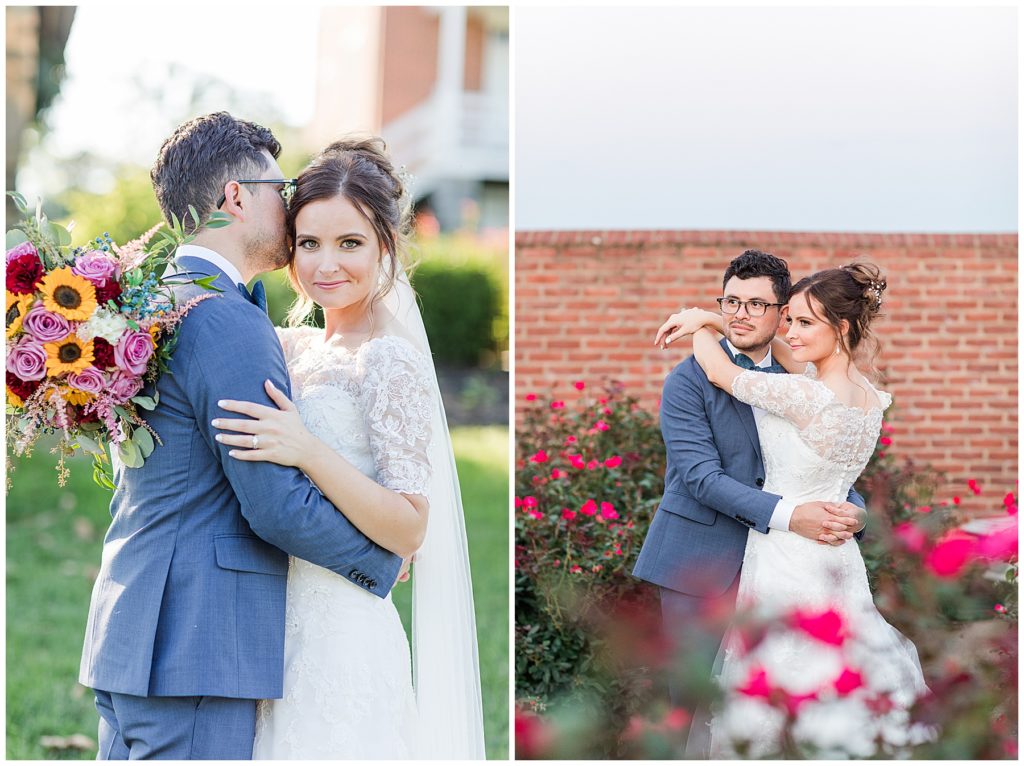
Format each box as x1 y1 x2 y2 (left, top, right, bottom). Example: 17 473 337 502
238 280 268 313
734 353 756 370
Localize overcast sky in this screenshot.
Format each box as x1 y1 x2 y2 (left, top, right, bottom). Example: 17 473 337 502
516 6 1017 232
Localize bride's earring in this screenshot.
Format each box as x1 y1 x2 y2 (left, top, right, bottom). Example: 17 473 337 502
834 341 841 356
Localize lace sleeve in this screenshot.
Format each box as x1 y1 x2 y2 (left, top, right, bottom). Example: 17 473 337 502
358 337 434 496
731 369 834 429
275 326 315 364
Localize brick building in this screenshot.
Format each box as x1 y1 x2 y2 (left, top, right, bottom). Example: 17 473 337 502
306 6 508 232
515 230 1018 512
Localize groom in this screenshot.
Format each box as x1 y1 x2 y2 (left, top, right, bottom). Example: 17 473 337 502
79 113 403 759
632 250 866 736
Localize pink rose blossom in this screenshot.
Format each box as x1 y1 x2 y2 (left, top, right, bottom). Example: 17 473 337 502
925 531 975 578
604 455 622 468
6 337 47 381
574 380 585 391
550 400 565 410
586 459 599 470
21 304 71 343
551 469 565 479
114 330 155 375
67 366 107 395
528 510 544 520
529 449 549 464
600 502 619 520
108 371 144 403
594 420 609 431
71 250 119 285
793 608 846 646
6 241 37 264
525 393 537 402
565 435 577 445
569 454 585 470
561 508 576 521
834 668 864 695
580 499 598 516
522 496 538 509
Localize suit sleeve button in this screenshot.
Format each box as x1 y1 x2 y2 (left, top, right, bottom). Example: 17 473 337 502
756 478 764 487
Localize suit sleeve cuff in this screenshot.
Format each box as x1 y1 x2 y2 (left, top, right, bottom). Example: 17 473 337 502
769 497 796 532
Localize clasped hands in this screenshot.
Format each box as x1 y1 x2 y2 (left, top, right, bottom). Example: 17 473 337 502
792 501 866 546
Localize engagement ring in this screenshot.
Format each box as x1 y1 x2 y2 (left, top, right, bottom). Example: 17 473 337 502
252 435 259 450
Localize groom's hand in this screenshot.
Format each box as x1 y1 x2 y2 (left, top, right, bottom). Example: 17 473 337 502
790 501 856 546
396 556 413 584
825 502 866 534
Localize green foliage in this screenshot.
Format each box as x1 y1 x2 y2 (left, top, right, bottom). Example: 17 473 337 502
515 382 665 706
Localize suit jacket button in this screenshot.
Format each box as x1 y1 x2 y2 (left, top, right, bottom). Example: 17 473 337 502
368 579 377 589
756 478 764 487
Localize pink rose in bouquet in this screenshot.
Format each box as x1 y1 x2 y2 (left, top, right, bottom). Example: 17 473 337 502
71 250 120 285
6 336 47 381
21 304 72 343
114 330 155 375
109 370 144 403
68 366 108 396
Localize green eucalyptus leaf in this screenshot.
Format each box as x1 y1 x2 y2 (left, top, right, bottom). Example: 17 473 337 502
113 406 130 420
205 212 233 229
75 434 102 455
7 190 29 214
5 229 29 249
47 221 72 246
132 395 157 411
126 319 140 331
134 427 155 458
118 438 144 468
188 205 202 232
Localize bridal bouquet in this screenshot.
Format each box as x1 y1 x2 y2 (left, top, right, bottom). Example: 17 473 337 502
5 192 226 488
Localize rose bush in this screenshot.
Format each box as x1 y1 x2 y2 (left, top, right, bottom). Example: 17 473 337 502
515 386 1018 759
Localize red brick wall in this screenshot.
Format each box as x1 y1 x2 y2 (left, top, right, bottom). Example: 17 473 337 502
381 7 439 125
515 230 1018 511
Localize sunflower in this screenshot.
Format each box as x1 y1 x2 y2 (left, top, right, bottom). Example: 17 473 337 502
147 323 161 347
6 291 34 338
44 333 95 377
38 267 98 321
43 385 92 407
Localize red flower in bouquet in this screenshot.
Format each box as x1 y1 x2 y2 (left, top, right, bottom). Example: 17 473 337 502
6 244 44 294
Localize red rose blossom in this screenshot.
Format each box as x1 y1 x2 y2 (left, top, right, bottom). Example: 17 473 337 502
94 278 123 305
92 337 117 369
6 253 44 294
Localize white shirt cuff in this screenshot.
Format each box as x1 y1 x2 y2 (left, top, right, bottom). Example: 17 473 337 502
769 497 796 531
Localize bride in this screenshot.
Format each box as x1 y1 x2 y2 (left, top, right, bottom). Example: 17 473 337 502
211 138 485 759
659 263 931 758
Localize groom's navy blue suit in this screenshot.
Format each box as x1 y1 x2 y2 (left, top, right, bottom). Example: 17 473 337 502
633 340 864 705
80 256 402 759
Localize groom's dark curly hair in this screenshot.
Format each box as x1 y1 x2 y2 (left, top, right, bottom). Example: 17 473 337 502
151 111 281 235
722 249 792 304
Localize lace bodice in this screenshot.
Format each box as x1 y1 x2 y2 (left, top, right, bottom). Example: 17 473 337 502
731 366 891 504
277 327 433 497
253 328 432 758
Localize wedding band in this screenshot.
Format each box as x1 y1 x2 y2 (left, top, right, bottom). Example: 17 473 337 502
252 435 259 450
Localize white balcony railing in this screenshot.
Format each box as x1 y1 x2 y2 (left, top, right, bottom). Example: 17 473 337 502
382 90 508 198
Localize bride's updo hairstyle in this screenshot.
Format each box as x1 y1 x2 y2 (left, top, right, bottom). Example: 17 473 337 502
284 136 413 326
789 262 887 369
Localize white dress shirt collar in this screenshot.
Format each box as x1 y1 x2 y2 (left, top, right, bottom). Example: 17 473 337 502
175 244 245 287
725 340 773 368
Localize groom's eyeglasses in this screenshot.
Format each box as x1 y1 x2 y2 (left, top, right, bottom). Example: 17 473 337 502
216 179 297 209
717 297 785 317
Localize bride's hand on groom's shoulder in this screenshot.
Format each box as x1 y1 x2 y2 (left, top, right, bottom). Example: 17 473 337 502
654 307 720 349
212 380 319 469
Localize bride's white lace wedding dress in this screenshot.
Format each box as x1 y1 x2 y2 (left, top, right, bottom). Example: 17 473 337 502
708 366 932 759
252 329 432 760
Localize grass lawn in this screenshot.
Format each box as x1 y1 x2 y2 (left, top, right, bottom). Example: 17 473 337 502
6 425 508 759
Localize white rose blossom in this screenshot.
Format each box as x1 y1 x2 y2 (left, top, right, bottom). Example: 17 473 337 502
77 308 129 344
